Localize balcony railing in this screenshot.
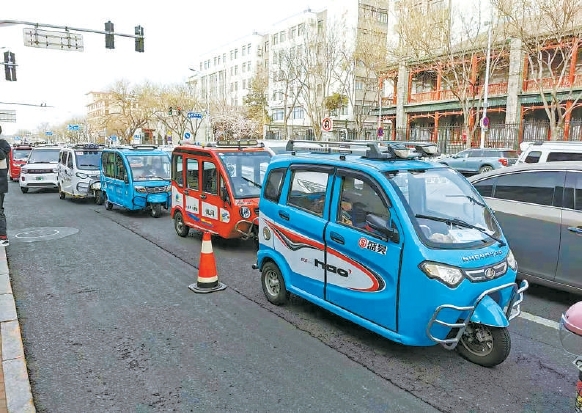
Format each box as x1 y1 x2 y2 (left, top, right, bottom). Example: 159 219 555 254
523 74 582 92
408 82 509 104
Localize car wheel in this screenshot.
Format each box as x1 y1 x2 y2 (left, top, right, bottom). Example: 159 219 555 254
174 211 190 237
150 203 162 218
479 165 493 174
58 185 66 200
261 261 289 306
20 187 28 194
457 323 511 367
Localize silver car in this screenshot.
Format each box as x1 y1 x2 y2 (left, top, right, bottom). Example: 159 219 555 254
440 148 518 174
468 162 582 293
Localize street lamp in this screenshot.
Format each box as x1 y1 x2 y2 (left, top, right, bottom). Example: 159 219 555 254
480 21 492 149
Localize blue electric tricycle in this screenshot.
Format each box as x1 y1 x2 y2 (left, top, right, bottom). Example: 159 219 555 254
100 145 172 218
253 140 528 367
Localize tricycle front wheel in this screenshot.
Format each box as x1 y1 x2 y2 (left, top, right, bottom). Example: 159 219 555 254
94 190 104 205
150 203 162 218
457 323 511 368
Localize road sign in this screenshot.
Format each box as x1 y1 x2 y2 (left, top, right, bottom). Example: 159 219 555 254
321 117 333 132
0 110 16 123
23 28 84 52
377 127 384 137
187 111 203 119
67 124 79 131
45 131 53 136
184 132 191 140
480 116 490 129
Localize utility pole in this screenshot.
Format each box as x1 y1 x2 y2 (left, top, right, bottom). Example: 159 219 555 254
480 22 492 149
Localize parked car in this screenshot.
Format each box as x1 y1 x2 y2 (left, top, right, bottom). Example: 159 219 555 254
517 141 582 164
19 146 61 193
468 162 582 294
439 148 518 174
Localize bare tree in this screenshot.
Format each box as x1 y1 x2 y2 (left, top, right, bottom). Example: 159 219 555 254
334 10 388 139
395 0 509 147
492 0 582 140
151 83 201 142
243 65 270 138
103 79 153 144
297 19 343 140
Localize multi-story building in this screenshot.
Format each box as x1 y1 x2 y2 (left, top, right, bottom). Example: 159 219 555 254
375 0 582 153
188 1 390 141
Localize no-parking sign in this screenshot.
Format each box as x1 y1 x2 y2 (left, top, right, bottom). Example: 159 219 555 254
321 117 333 132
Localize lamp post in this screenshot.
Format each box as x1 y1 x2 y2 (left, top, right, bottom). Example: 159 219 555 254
480 21 492 149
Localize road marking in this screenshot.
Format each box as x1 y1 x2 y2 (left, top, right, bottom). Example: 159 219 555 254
519 311 560 330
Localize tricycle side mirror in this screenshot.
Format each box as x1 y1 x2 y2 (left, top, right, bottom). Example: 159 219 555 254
366 214 400 243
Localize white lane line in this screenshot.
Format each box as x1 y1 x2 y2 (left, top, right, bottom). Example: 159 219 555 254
519 311 560 330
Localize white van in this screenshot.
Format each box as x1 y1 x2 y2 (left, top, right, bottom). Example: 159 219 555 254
517 141 582 164
57 143 103 199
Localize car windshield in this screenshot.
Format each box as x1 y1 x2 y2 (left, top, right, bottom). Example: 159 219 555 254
218 151 272 198
75 150 101 170
27 149 60 163
386 168 501 249
127 154 171 181
13 149 32 161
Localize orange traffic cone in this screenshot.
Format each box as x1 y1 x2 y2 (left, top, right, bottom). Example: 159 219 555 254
189 232 227 294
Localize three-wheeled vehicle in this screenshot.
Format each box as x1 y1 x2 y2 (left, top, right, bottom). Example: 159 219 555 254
254 140 528 367
9 143 33 181
170 139 271 240
100 145 171 217
57 143 103 200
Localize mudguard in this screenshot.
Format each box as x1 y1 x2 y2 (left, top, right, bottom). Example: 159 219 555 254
469 295 509 327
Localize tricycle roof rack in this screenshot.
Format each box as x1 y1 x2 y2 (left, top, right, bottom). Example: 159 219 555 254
72 143 104 149
203 139 261 149
285 140 439 160
130 144 159 150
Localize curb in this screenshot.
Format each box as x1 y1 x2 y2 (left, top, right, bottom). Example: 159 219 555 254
0 248 35 412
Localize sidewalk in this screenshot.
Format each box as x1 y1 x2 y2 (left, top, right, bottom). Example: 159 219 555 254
0 248 35 413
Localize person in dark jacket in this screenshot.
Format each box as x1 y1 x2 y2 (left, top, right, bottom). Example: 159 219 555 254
0 126 11 246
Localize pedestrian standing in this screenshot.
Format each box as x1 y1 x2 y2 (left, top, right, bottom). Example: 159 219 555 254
0 126 11 246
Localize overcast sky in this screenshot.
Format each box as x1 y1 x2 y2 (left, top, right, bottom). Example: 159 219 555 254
0 1 326 136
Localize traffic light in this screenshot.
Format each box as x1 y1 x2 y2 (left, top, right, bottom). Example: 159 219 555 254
168 107 173 115
105 21 115 49
3 51 16 82
135 25 144 53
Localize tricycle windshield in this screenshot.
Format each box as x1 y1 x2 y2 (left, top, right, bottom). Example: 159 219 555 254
127 154 171 181
13 149 31 161
386 167 501 249
75 150 101 170
218 151 271 199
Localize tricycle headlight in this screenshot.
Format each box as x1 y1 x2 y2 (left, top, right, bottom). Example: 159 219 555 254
420 261 464 288
507 249 517 271
75 172 88 179
135 185 146 193
239 206 251 219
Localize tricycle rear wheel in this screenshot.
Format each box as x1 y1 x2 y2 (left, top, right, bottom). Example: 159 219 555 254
94 190 104 205
457 323 510 367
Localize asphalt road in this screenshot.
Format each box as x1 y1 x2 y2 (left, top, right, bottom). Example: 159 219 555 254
4 185 580 413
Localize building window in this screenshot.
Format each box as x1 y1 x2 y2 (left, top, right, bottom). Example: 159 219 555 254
293 107 304 119
234 65 239 75
280 31 286 42
298 23 305 35
234 48 238 59
355 80 364 90
290 26 296 39
242 45 246 56
272 109 284 121
242 62 246 72
317 20 324 34
273 33 279 45
230 50 234 60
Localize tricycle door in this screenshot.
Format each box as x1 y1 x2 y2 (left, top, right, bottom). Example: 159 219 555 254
199 160 227 230
182 157 202 228
276 165 334 299
324 172 400 331
171 153 186 210
64 151 75 193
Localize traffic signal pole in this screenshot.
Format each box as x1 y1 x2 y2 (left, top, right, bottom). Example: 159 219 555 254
0 19 144 51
